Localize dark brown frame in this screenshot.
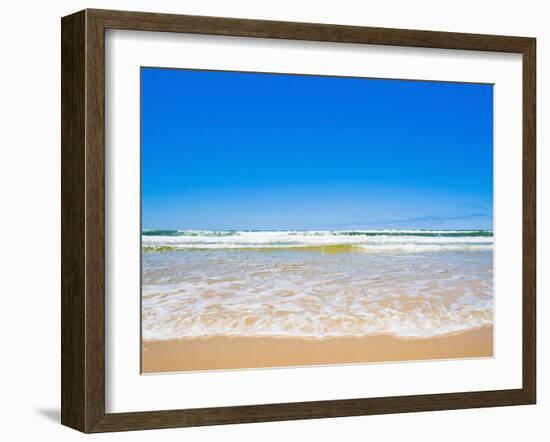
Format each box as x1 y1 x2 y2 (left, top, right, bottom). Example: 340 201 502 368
61 8 536 433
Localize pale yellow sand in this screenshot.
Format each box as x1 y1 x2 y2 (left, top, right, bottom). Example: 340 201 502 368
142 325 493 373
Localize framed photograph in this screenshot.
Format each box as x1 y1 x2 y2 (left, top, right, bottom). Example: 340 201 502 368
61 9 536 432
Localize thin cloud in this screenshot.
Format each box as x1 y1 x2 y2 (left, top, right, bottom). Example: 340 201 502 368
385 213 490 226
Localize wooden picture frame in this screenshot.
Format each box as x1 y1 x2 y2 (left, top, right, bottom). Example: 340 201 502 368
61 8 536 433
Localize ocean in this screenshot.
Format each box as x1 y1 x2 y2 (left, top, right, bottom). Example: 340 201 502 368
141 230 493 341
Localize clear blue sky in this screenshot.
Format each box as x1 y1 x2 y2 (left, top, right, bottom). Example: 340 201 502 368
142 68 493 230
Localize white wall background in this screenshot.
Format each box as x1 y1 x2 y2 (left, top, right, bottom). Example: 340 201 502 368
0 0 546 440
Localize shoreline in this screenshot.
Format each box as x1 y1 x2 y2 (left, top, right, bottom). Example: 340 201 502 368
142 325 493 374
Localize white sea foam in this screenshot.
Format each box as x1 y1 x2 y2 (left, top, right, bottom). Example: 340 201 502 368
141 235 494 341
142 229 493 253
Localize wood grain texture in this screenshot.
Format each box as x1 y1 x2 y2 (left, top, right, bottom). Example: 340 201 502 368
61 8 537 433
522 38 536 403
90 8 532 52
84 9 107 433
61 10 86 432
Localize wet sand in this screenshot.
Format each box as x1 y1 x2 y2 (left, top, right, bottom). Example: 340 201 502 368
142 325 493 373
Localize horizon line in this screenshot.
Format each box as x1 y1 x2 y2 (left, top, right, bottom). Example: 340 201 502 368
141 227 494 232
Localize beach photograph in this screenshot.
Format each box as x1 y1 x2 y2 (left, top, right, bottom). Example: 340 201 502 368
141 67 494 373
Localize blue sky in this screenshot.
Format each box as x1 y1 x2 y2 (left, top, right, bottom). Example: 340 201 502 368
142 68 493 230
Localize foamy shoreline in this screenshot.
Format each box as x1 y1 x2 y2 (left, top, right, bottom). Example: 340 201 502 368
141 229 494 371
142 249 493 341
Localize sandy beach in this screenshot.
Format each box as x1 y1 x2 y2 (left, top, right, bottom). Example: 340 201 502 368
142 325 493 373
